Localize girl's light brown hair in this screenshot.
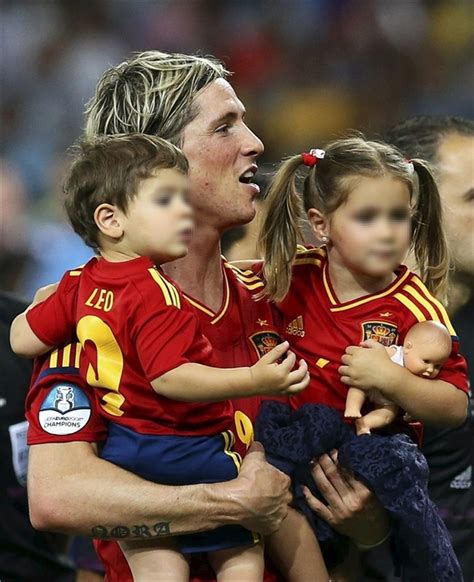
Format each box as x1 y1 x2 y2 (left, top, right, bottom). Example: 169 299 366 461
64 134 188 250
258 136 449 302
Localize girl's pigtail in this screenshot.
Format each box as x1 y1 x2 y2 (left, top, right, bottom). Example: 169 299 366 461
410 158 450 301
257 155 307 302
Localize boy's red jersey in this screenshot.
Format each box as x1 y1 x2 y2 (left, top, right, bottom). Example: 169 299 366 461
25 260 283 582
26 255 232 436
274 246 469 414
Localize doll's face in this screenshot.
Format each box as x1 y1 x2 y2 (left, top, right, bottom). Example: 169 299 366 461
403 341 449 379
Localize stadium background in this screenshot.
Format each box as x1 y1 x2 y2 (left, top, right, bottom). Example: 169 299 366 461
1 0 473 298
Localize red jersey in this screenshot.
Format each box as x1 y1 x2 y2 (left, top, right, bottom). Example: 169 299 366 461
275 246 469 414
26 255 232 436
25 259 282 582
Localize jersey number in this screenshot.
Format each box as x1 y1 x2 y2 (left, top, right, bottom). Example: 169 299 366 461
76 315 125 416
234 410 254 450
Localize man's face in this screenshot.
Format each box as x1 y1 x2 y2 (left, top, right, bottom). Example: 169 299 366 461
436 133 474 277
181 78 264 233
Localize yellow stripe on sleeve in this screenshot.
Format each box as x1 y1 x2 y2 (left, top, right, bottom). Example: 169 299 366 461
61 344 72 367
293 258 322 267
74 342 82 368
394 293 427 323
148 268 178 307
296 245 326 257
49 349 58 368
411 277 456 336
162 276 181 309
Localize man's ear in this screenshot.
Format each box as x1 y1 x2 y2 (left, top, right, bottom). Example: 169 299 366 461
404 340 413 351
307 208 330 244
94 204 124 240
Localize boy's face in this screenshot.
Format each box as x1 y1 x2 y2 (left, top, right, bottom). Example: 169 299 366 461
122 168 193 264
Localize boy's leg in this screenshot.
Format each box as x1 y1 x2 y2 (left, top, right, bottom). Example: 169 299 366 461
344 387 366 419
267 506 329 582
355 404 398 435
119 538 189 582
208 541 264 582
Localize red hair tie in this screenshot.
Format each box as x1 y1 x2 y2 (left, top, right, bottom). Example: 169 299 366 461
301 148 325 167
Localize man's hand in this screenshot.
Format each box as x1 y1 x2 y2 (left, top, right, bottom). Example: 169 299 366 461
232 441 292 535
251 341 310 396
303 450 390 546
338 340 401 394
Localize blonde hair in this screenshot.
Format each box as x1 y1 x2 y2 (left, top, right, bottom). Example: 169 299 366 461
259 136 450 302
85 51 229 144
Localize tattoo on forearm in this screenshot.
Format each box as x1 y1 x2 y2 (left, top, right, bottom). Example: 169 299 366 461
91 522 171 539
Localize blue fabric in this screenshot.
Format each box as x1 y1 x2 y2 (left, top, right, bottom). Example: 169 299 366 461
256 401 462 581
101 423 257 554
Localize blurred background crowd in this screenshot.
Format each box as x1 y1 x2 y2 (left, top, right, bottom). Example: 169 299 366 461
1 2 473 581
1 0 473 298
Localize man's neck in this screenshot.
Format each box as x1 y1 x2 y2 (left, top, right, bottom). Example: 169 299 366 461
447 274 473 317
163 224 224 312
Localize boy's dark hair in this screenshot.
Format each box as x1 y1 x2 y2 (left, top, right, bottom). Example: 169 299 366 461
64 134 188 250
386 116 474 167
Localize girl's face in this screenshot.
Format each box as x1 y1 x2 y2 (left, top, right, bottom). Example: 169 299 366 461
312 174 412 279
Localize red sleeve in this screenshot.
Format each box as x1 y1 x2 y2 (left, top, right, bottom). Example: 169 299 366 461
26 345 107 445
132 290 213 382
437 338 469 394
26 271 78 347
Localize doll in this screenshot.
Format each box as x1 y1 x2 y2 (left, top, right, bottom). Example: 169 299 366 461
345 321 452 435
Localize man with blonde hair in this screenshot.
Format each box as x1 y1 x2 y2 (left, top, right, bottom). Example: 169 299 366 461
26 51 388 580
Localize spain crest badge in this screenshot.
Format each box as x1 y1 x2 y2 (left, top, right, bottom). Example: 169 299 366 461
249 331 282 359
360 321 398 346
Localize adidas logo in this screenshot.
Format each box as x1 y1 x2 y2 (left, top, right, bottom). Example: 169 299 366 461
286 316 305 337
450 466 471 490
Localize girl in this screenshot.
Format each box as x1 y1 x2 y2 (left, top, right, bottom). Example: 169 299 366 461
257 136 468 580
259 136 467 425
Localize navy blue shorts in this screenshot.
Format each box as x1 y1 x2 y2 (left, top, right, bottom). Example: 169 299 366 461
101 424 259 554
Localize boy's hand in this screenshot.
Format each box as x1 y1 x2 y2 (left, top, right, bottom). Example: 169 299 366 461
250 341 310 396
338 339 401 394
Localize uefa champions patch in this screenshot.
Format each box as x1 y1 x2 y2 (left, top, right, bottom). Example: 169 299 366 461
39 383 91 435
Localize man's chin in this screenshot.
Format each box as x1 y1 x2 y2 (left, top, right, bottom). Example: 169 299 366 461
235 204 257 226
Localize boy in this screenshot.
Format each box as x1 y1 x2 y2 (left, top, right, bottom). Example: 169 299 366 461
11 134 312 581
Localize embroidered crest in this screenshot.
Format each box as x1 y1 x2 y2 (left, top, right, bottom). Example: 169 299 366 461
361 321 398 347
249 331 282 359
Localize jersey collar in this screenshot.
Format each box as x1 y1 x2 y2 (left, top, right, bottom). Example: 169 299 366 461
182 259 230 325
322 261 411 312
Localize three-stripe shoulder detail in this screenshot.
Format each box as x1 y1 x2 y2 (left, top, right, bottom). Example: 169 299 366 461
294 245 326 268
224 263 265 291
147 268 181 308
393 275 456 336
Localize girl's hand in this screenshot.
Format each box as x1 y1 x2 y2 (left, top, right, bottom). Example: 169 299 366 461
338 339 401 394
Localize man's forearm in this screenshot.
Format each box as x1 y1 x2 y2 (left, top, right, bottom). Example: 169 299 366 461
28 441 246 539
382 367 468 426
